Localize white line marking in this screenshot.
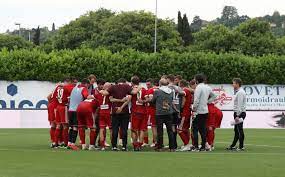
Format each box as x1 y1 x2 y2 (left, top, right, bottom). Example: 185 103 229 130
216 141 284 148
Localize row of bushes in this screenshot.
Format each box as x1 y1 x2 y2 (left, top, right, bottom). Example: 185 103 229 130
0 48 284 84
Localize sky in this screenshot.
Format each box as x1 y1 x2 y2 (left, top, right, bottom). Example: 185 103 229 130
1 0 285 33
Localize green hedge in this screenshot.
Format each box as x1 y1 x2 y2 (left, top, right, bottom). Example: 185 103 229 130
0 48 284 84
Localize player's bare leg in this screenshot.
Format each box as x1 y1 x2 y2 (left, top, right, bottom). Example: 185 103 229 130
151 126 157 147
131 130 139 151
99 128 105 150
89 128 97 151
50 122 56 148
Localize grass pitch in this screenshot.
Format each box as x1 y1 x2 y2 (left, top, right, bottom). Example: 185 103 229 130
0 129 284 177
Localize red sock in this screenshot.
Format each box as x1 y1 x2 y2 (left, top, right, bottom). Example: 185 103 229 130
207 129 215 146
62 128 68 145
144 136 149 144
50 127 55 143
79 128 85 144
54 128 61 145
179 132 189 145
100 140 105 148
58 129 63 144
90 130 96 145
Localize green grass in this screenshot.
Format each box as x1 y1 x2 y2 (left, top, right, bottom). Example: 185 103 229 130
0 129 284 177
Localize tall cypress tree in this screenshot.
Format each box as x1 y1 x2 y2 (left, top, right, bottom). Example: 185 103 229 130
52 23 56 31
177 11 183 37
33 26 41 45
182 14 193 46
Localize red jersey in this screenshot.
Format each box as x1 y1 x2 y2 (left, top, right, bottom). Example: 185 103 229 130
94 88 111 115
145 87 158 115
181 87 192 117
131 86 147 114
56 84 74 106
77 99 99 113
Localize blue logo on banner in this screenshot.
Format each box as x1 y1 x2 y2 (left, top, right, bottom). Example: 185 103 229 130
0 84 48 110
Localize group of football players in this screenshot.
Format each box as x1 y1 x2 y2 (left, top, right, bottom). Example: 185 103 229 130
47 74 223 152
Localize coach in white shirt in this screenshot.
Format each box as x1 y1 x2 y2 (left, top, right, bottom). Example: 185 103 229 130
227 78 246 151
192 74 216 151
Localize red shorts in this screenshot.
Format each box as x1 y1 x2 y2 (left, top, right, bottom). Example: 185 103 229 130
178 115 191 131
99 113 112 129
47 103 57 122
55 105 68 124
77 111 95 128
215 109 223 128
207 104 216 128
131 113 148 131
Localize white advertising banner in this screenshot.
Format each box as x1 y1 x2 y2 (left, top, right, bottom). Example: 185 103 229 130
0 81 284 128
210 84 285 111
0 110 284 128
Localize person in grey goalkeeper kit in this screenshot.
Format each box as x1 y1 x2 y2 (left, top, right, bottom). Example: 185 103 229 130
192 74 216 151
151 78 175 151
227 78 246 151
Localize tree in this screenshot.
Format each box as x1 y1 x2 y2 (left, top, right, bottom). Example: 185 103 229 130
177 11 183 35
53 8 115 50
52 23 56 31
235 19 277 56
181 14 193 45
54 9 182 52
190 16 203 33
32 26 41 45
221 6 238 21
193 24 239 53
217 6 250 28
0 34 33 50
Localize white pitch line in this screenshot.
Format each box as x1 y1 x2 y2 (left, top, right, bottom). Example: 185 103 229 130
216 141 284 148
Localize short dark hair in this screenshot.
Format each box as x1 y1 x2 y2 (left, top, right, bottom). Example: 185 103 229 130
63 77 71 83
88 74 96 81
131 76 140 85
81 78 90 85
195 74 206 84
146 78 153 83
232 78 242 86
152 78 160 86
97 78 106 85
179 79 189 87
175 75 183 80
167 74 175 82
117 78 127 83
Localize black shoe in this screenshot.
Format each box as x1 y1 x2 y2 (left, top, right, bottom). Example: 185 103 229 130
226 146 237 151
121 147 127 151
199 148 206 152
50 144 57 149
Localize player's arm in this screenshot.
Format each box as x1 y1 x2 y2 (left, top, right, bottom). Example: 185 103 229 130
116 95 132 113
109 96 128 103
47 93 52 101
208 89 217 104
192 87 201 112
99 90 109 96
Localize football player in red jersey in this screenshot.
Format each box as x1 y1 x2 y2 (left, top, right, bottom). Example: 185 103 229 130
130 76 148 151
178 80 193 151
54 78 74 148
77 95 99 150
142 78 153 146
145 78 159 147
47 83 61 148
94 79 113 150
206 103 223 151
